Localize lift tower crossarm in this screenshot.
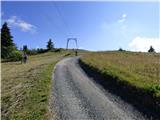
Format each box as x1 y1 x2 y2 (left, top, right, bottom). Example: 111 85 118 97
66 38 78 50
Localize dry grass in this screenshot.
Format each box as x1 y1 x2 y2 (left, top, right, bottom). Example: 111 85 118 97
81 51 160 97
1 52 66 120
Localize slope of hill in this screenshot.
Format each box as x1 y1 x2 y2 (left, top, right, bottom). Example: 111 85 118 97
80 51 160 115
1 52 68 120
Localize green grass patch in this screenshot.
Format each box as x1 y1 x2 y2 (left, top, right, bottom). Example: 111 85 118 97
1 51 68 120
81 51 160 97
80 51 160 114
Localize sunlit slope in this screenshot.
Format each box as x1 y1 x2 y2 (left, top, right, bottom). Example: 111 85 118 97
1 51 67 120
81 51 160 97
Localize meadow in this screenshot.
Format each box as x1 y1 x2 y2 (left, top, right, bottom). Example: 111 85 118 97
2 50 160 119
1 51 67 120
80 51 160 115
81 51 160 97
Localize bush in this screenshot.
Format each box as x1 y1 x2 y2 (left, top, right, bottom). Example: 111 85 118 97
7 50 22 62
150 85 160 94
27 49 38 55
1 46 17 59
54 48 61 52
118 48 125 52
37 48 48 54
148 46 155 53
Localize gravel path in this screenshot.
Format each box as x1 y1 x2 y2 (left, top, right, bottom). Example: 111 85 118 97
50 57 148 120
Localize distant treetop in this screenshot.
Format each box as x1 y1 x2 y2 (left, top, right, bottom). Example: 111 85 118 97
148 46 155 53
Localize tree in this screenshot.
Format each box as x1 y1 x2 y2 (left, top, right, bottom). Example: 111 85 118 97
1 22 14 47
47 39 54 50
148 46 155 53
1 22 17 58
23 45 28 52
118 48 123 51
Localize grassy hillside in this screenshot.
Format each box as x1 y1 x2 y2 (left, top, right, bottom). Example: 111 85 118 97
1 51 68 120
81 51 160 97
2 50 160 119
81 52 160 112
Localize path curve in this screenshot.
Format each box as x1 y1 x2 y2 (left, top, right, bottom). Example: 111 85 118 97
51 57 148 120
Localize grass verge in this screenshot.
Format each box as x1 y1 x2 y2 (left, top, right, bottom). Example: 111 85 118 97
1 52 67 120
80 51 160 117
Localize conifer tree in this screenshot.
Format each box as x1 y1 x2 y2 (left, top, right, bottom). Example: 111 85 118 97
47 39 54 50
1 22 16 58
148 46 155 53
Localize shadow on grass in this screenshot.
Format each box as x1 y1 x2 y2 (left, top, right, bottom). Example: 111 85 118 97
79 59 160 120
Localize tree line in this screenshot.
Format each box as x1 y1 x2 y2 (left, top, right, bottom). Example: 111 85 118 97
1 22 157 62
1 22 58 62
22 38 56 55
118 46 155 53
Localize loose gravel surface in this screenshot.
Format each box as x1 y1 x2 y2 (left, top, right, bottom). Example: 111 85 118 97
50 57 149 120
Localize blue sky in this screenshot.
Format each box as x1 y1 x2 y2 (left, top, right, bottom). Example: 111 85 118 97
1 1 160 51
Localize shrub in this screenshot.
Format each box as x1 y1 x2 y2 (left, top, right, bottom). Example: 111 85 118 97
54 48 61 52
150 85 160 94
1 46 16 59
118 48 125 52
148 46 155 53
37 48 48 54
8 50 23 62
27 49 38 55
